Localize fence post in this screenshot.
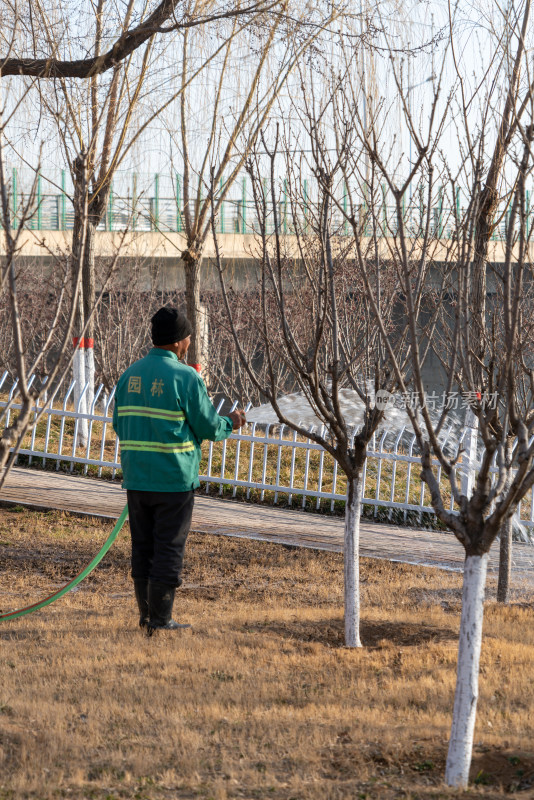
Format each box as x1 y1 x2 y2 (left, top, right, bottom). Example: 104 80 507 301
381 182 387 236
176 173 182 232
61 169 67 230
363 181 369 236
107 181 114 231
132 172 138 229
419 188 424 237
219 176 225 233
153 173 159 230
283 178 288 234
11 167 17 228
439 186 444 238
241 176 247 233
37 172 42 231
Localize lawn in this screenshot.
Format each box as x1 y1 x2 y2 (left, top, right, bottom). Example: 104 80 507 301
0 506 533 799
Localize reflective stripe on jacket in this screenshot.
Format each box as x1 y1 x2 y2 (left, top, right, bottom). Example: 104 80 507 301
112 348 232 492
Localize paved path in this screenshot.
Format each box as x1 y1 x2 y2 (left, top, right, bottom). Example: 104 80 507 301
1 467 534 586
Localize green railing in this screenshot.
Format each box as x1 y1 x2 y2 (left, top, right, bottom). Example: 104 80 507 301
3 168 533 241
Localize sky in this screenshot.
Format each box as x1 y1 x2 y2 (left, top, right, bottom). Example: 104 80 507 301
2 0 533 215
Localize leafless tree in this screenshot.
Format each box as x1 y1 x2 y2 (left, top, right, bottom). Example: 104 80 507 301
1 0 278 78
2 0 282 444
215 0 534 779
165 1 345 372
0 99 123 488
343 0 534 786
212 127 417 647
209 3 448 647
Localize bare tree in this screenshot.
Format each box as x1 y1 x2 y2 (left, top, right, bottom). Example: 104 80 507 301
346 0 534 786
364 122 534 794
166 1 343 371
212 122 416 647
3 0 281 445
463 0 534 605
213 0 534 777
1 0 277 78
209 6 447 647
0 100 123 488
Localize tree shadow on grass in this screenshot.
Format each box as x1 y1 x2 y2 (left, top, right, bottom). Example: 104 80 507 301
470 749 534 792
250 617 457 649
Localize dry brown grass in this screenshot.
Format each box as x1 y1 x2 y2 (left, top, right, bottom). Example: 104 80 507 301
0 505 533 800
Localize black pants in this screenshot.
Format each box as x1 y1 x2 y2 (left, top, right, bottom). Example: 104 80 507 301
127 490 194 587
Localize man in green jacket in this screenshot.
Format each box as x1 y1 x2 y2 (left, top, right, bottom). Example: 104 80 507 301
113 306 246 634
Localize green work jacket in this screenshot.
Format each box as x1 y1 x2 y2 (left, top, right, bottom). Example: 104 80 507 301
112 348 232 492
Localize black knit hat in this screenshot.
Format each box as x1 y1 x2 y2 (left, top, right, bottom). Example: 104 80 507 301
151 306 192 346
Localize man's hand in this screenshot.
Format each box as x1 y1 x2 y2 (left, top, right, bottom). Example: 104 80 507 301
229 409 247 430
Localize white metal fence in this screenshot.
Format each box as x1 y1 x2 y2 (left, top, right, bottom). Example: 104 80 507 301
2 372 534 535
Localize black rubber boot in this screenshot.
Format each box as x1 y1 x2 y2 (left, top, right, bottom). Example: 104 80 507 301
133 579 149 629
147 580 191 636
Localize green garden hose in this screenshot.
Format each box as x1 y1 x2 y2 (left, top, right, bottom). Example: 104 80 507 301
0 504 129 621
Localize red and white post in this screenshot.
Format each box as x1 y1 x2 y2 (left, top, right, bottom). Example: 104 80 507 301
73 336 93 448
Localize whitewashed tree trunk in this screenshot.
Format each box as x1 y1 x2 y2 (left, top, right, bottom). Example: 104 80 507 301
73 341 89 448
84 344 95 413
73 342 85 407
344 475 363 648
82 221 96 421
445 552 489 788
71 204 90 450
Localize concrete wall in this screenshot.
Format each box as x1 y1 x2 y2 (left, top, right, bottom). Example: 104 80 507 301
6 229 527 394
3 228 530 268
